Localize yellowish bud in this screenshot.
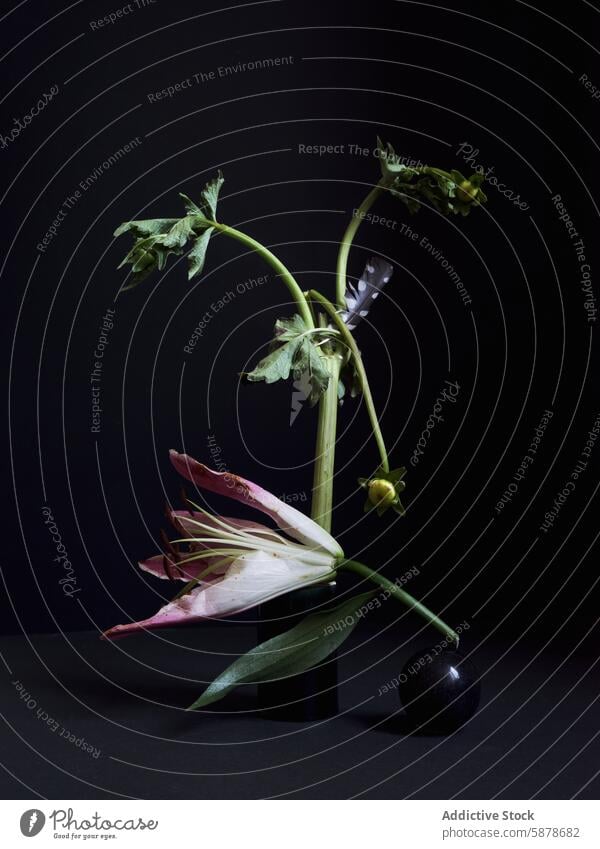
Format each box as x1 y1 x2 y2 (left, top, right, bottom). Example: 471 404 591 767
457 180 479 203
368 479 396 508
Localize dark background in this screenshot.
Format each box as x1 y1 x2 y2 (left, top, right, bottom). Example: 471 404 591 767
0 0 599 800
2 0 598 642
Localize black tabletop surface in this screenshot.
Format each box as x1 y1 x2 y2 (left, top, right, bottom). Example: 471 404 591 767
1 624 598 800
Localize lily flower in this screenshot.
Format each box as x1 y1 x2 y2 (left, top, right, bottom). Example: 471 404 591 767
103 450 343 639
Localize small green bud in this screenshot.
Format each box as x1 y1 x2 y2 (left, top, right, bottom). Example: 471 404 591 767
368 478 397 508
456 179 479 203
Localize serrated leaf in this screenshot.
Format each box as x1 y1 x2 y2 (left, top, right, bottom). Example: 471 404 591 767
179 193 202 215
131 249 156 274
274 314 306 341
377 138 418 183
188 591 375 709
247 336 302 384
117 235 157 269
121 258 158 290
294 336 330 403
161 216 196 249
114 218 179 239
200 170 224 220
114 171 224 289
180 171 225 220
247 315 330 402
187 226 214 279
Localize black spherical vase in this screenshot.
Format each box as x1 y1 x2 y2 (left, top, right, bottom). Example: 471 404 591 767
399 648 480 734
256 582 338 721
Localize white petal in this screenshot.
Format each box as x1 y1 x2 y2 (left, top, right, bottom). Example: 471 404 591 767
167 549 334 618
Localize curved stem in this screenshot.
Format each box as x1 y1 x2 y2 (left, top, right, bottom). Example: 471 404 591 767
210 221 315 329
336 183 384 308
307 289 389 473
339 559 459 646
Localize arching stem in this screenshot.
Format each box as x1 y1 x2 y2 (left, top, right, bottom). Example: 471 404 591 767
336 183 384 308
210 221 315 329
307 289 390 473
339 559 459 646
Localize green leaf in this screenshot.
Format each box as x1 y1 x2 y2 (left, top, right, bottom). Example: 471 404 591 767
187 226 214 279
114 218 179 239
117 235 155 269
273 313 306 340
188 591 375 709
114 171 224 289
378 141 419 184
377 140 487 217
200 170 224 220
178 170 224 221
161 216 196 249
246 315 330 403
295 336 330 402
119 249 159 290
179 193 203 215
247 338 301 384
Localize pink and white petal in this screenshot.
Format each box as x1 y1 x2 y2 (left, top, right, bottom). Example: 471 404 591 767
103 549 334 639
138 554 179 581
101 588 208 639
169 450 343 557
138 553 230 582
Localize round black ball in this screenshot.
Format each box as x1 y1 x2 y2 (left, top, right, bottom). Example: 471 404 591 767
398 649 480 733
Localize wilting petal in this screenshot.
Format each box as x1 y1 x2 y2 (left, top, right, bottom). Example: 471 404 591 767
169 450 343 557
103 549 334 639
138 553 231 582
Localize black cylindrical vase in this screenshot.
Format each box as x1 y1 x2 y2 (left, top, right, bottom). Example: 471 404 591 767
257 582 338 720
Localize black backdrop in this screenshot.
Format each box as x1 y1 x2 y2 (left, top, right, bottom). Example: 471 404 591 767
2 0 599 657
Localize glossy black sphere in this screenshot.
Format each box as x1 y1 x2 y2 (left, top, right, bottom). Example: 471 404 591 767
398 649 480 733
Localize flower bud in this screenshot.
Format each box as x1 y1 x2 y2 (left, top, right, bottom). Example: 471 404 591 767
368 478 397 508
457 179 479 203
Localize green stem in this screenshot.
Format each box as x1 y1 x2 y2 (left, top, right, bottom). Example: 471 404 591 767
210 221 315 329
310 353 342 532
339 559 459 646
307 289 389 473
336 183 384 308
